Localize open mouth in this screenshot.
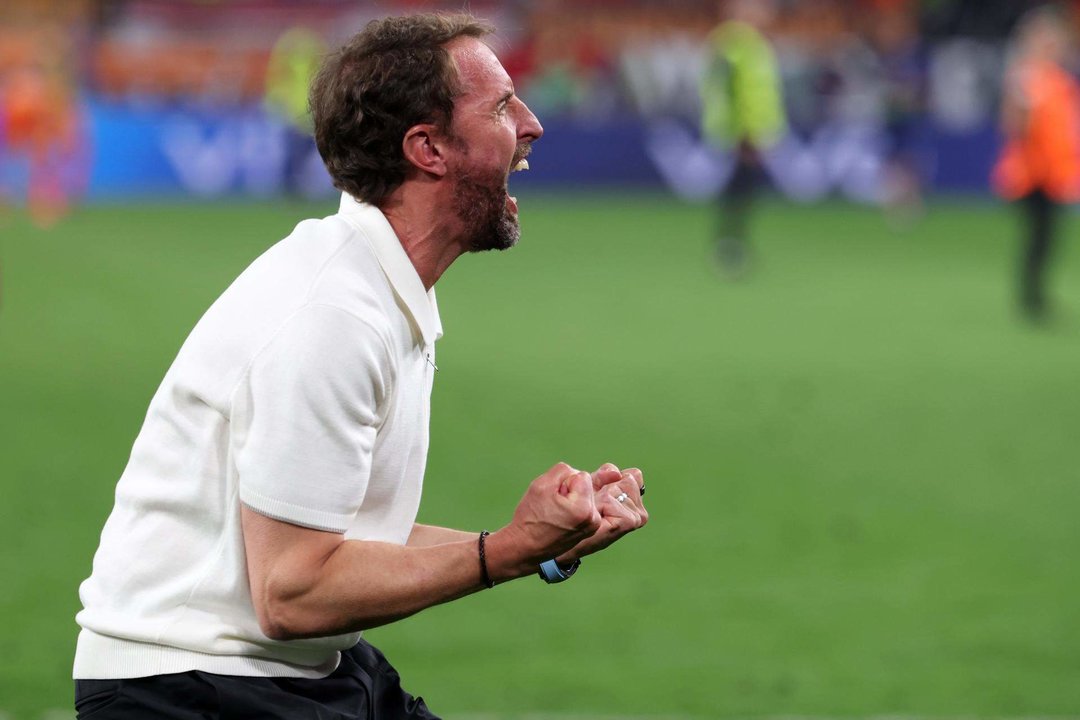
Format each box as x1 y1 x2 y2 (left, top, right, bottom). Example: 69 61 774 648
506 151 530 215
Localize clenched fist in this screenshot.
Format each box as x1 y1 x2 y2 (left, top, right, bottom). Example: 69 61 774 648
559 463 647 563
485 462 646 583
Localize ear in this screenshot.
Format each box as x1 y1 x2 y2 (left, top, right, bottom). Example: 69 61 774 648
402 124 448 178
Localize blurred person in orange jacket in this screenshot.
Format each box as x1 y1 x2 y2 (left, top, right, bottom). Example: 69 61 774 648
992 6 1080 321
0 34 87 228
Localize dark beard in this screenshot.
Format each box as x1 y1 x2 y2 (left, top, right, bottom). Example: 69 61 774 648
453 167 520 253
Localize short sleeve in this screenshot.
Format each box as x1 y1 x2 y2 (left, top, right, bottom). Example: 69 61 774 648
233 304 393 532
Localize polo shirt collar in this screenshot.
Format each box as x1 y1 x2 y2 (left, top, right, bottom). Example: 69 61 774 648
338 193 443 346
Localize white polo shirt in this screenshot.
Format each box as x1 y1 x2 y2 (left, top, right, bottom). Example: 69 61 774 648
74 194 441 679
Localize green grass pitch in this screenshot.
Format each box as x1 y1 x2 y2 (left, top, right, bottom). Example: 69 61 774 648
1 194 1079 719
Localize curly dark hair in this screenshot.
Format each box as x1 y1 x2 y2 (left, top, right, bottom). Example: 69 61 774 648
310 12 495 207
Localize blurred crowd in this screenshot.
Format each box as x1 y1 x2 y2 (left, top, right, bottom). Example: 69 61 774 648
1 0 1079 222
0 0 1060 117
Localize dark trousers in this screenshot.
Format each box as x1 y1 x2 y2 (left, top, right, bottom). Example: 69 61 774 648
1019 189 1059 318
716 142 762 270
74 640 440 720
717 142 760 246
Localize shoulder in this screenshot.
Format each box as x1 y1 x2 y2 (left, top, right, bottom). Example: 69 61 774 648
244 302 397 409
273 212 400 342
232 212 401 380
271 303 394 365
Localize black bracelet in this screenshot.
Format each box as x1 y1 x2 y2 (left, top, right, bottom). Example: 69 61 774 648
478 530 495 589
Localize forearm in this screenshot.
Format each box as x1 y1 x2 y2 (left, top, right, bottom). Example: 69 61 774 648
245 464 609 641
257 524 537 640
263 537 483 639
407 523 477 547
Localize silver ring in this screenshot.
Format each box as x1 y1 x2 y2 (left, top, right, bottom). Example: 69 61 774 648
615 492 630 504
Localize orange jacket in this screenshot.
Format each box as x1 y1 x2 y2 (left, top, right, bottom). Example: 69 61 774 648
992 60 1080 202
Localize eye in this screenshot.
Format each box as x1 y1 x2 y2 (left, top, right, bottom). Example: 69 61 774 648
495 93 515 117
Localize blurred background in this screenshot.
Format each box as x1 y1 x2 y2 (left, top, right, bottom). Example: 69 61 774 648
0 0 1067 204
2 0 1080 719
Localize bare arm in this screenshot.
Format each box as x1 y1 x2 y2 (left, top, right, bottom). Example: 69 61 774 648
242 463 604 640
242 506 487 638
407 523 476 547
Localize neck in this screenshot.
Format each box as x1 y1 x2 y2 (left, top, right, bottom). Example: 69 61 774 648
378 190 468 290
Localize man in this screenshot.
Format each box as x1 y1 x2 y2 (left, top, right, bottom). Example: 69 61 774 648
992 6 1080 321
264 26 327 196
73 13 647 718
699 0 785 276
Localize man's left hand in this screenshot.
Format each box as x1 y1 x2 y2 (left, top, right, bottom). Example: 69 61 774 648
559 463 647 562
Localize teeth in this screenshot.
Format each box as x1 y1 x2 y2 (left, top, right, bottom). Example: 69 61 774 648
511 158 529 173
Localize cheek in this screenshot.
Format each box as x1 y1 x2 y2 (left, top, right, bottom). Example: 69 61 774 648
458 123 517 171
495 121 518 153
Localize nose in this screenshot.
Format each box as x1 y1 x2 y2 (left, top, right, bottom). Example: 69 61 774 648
517 100 543 143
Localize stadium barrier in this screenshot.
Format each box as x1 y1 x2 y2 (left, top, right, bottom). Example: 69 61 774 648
81 96 1000 201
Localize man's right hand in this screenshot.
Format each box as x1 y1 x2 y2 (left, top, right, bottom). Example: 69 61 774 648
485 463 602 581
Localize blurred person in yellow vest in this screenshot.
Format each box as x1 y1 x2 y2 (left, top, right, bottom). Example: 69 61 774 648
992 6 1080 321
265 27 326 195
700 0 786 277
